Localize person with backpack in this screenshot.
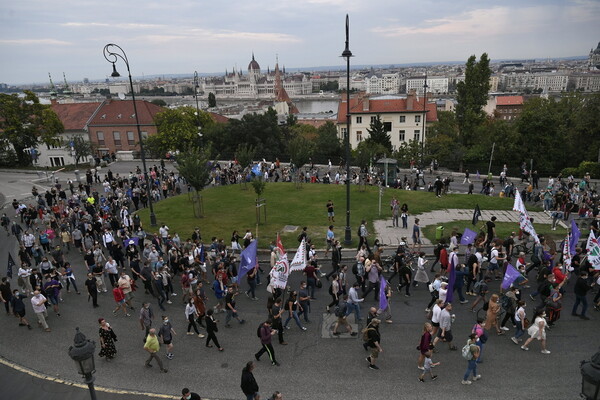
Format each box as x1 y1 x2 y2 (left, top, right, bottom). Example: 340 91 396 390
430 240 444 272
471 318 487 363
499 287 519 330
364 318 383 370
326 274 341 313
332 295 357 336
255 320 279 366
461 333 481 385
469 276 492 312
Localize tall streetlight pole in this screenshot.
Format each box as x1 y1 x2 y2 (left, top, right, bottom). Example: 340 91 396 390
341 14 353 246
193 71 203 143
103 43 157 226
421 71 428 171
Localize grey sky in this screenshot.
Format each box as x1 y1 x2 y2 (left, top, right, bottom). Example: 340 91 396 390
1 0 599 84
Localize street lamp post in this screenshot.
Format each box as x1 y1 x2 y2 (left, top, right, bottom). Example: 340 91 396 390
341 14 353 246
421 72 428 171
68 328 97 400
103 43 157 226
193 71 203 143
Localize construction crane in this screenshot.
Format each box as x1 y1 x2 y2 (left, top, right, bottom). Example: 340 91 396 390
48 73 57 98
62 72 72 95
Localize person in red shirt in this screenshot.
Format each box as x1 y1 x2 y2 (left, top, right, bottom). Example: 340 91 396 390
439 246 449 276
552 265 568 286
112 286 130 316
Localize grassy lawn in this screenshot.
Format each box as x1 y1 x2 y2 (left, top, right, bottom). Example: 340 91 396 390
137 183 534 249
422 220 571 244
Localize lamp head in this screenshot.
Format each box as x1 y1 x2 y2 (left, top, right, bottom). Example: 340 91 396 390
111 63 121 78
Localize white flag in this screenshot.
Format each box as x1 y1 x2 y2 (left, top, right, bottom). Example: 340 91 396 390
563 235 572 272
586 231 600 270
289 238 307 272
513 191 527 214
270 234 290 289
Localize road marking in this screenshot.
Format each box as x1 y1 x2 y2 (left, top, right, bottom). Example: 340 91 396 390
0 356 185 399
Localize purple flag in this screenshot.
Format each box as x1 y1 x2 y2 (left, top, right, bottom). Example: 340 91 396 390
379 278 388 311
124 237 139 247
237 240 258 282
570 220 580 256
501 264 521 290
446 255 456 303
460 228 477 245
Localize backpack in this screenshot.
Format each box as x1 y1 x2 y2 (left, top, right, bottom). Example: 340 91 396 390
352 263 358 275
482 300 489 311
362 327 374 342
500 294 511 310
461 342 472 360
473 280 484 293
334 303 347 318
257 324 264 338
357 226 362 237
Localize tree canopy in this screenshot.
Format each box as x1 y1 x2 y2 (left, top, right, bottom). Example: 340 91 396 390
175 146 212 192
0 91 64 166
147 106 213 156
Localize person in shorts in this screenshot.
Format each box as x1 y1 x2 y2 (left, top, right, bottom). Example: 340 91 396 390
112 286 130 316
332 295 357 336
418 350 439 382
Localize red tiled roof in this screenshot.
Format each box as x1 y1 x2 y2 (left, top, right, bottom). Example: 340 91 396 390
87 99 164 126
496 96 524 106
50 102 101 131
208 112 229 124
336 96 438 123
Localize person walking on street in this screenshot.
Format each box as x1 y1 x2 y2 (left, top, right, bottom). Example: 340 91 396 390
346 282 364 321
31 290 51 332
241 361 260 400
205 308 223 351
158 315 177 359
572 271 593 320
225 286 246 327
10 289 31 329
357 220 371 253
521 308 551 354
140 302 154 342
144 328 168 373
180 388 201 400
417 322 434 370
112 285 130 317
85 273 99 308
461 333 481 385
364 318 383 370
511 300 527 345
412 219 422 253
271 297 288 345
433 303 457 351
255 319 279 366
98 318 117 360
185 299 203 337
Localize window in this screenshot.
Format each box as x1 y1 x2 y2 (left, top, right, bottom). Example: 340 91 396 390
113 131 121 146
414 130 420 141
127 131 135 145
356 116 362 124
141 131 148 140
399 130 405 141
370 116 377 123
97 131 105 145
341 128 347 136
383 122 392 132
415 115 421 123
399 116 406 123
356 131 363 142
49 156 65 167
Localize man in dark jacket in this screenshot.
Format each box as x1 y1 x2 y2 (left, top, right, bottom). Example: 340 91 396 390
255 320 279 366
572 271 593 320
240 361 259 400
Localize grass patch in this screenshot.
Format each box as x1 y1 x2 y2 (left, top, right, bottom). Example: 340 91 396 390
137 183 534 249
422 220 570 244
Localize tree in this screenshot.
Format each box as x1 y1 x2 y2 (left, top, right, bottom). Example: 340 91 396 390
314 121 342 161
353 140 387 171
65 134 95 166
251 177 266 198
176 146 212 192
235 143 256 170
220 108 283 159
0 91 64 166
208 92 216 108
455 54 491 148
366 114 392 153
147 106 213 156
287 135 315 169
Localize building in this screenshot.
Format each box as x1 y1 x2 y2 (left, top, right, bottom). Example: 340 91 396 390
336 91 438 150
86 99 164 157
569 73 600 92
484 95 524 121
34 102 100 167
500 73 569 92
589 42 600 70
405 76 449 95
364 73 400 94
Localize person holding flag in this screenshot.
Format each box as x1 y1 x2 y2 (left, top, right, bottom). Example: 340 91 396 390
377 278 392 323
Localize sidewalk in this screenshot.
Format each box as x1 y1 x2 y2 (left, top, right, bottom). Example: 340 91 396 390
373 208 556 247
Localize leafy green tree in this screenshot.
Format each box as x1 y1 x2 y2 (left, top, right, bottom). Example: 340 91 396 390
353 140 387 171
66 134 95 166
366 114 392 153
455 53 491 148
314 121 342 160
224 108 283 158
235 143 256 169
251 177 266 198
148 106 213 156
208 92 216 108
287 135 315 169
176 146 212 192
0 91 64 166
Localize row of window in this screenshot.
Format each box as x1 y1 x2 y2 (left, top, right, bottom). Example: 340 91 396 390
96 131 147 146
355 115 421 124
349 129 420 142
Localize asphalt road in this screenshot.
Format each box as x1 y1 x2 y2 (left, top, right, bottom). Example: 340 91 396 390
0 227 595 400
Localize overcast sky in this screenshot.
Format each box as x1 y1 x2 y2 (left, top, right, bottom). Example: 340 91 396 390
1 0 599 85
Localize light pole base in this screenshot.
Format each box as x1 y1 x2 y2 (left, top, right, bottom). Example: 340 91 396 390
150 213 157 227
344 226 352 246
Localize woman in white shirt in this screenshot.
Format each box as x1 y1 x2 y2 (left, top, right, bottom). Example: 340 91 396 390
521 308 550 354
430 299 444 337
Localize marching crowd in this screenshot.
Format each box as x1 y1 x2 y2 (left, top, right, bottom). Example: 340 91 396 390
0 160 598 398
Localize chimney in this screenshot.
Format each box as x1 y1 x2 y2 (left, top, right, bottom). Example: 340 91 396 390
50 98 58 105
407 89 416 110
363 95 369 111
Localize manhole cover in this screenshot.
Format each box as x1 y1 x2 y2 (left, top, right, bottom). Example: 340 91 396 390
221 363 228 368
282 225 299 233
